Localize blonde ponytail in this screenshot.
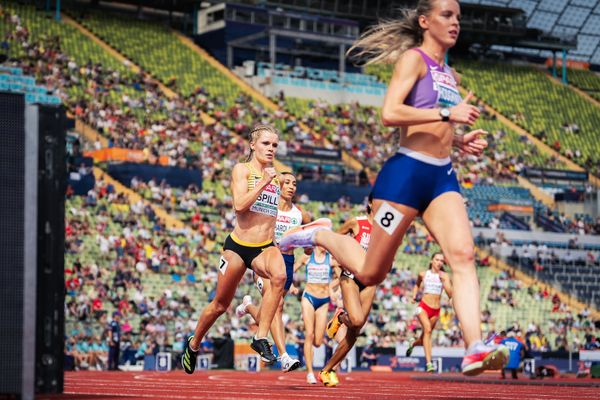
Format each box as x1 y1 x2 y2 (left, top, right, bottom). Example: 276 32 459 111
347 0 438 65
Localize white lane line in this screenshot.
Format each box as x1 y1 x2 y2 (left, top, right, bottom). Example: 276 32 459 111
64 385 371 399
65 373 600 400
66 378 599 392
65 379 599 394
65 385 599 400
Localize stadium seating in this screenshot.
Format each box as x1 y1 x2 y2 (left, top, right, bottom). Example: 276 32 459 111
1 2 129 73
498 245 600 310
74 10 240 101
1 1 263 179
4 1 598 370
279 97 396 170
362 64 568 174
281 95 567 178
64 174 592 362
471 117 565 169
0 2 187 134
256 62 386 89
71 9 305 138
564 68 600 102
453 59 600 175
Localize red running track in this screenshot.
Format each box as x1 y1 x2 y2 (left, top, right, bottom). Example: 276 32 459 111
35 371 599 400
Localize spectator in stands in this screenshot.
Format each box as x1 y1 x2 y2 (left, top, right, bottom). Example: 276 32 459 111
359 167 369 186
551 293 562 313
280 0 508 376
554 334 568 352
579 307 591 319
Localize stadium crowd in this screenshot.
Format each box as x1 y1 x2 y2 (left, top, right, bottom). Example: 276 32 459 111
61 176 599 371
2 4 598 372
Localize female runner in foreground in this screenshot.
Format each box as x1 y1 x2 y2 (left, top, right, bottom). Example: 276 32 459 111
280 0 508 375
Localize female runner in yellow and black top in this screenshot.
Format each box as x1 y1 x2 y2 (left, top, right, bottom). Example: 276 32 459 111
182 125 288 373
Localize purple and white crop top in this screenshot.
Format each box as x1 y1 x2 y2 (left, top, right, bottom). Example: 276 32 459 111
404 48 462 109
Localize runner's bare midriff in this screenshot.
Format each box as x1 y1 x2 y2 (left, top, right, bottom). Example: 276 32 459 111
305 282 329 298
401 121 454 159
421 292 442 309
234 211 276 244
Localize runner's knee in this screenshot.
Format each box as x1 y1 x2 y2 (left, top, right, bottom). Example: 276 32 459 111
347 312 366 330
445 242 475 270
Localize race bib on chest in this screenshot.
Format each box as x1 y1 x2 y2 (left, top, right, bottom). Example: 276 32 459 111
250 180 280 217
274 208 302 242
307 264 331 284
358 232 371 251
431 68 461 107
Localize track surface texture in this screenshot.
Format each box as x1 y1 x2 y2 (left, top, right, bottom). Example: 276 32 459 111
35 371 599 400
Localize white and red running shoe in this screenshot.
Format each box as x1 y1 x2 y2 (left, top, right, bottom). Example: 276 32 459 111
461 342 509 376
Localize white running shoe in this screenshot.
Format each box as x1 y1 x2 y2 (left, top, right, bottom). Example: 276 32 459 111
306 372 317 384
235 295 252 318
279 353 301 373
279 218 332 252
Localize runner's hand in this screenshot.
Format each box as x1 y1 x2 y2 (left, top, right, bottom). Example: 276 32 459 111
449 92 480 125
260 167 277 186
460 129 488 156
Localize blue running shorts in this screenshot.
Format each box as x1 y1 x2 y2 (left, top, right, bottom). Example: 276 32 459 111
372 147 460 213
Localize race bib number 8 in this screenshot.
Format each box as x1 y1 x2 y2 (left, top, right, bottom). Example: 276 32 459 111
375 202 403 236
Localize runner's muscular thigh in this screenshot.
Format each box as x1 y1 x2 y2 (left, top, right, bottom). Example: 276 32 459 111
361 200 418 283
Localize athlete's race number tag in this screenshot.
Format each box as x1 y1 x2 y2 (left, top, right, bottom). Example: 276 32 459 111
256 277 264 294
375 202 404 236
219 256 229 275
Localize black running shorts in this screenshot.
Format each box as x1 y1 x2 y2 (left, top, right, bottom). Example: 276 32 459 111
223 233 275 270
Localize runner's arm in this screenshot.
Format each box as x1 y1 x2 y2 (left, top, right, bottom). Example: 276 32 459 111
441 271 453 299
412 271 424 303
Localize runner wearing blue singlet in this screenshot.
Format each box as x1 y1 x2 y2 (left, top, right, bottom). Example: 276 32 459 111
294 246 339 384
279 0 508 376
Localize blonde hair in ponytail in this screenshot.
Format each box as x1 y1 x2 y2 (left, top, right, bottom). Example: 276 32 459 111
245 124 279 162
347 0 438 65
